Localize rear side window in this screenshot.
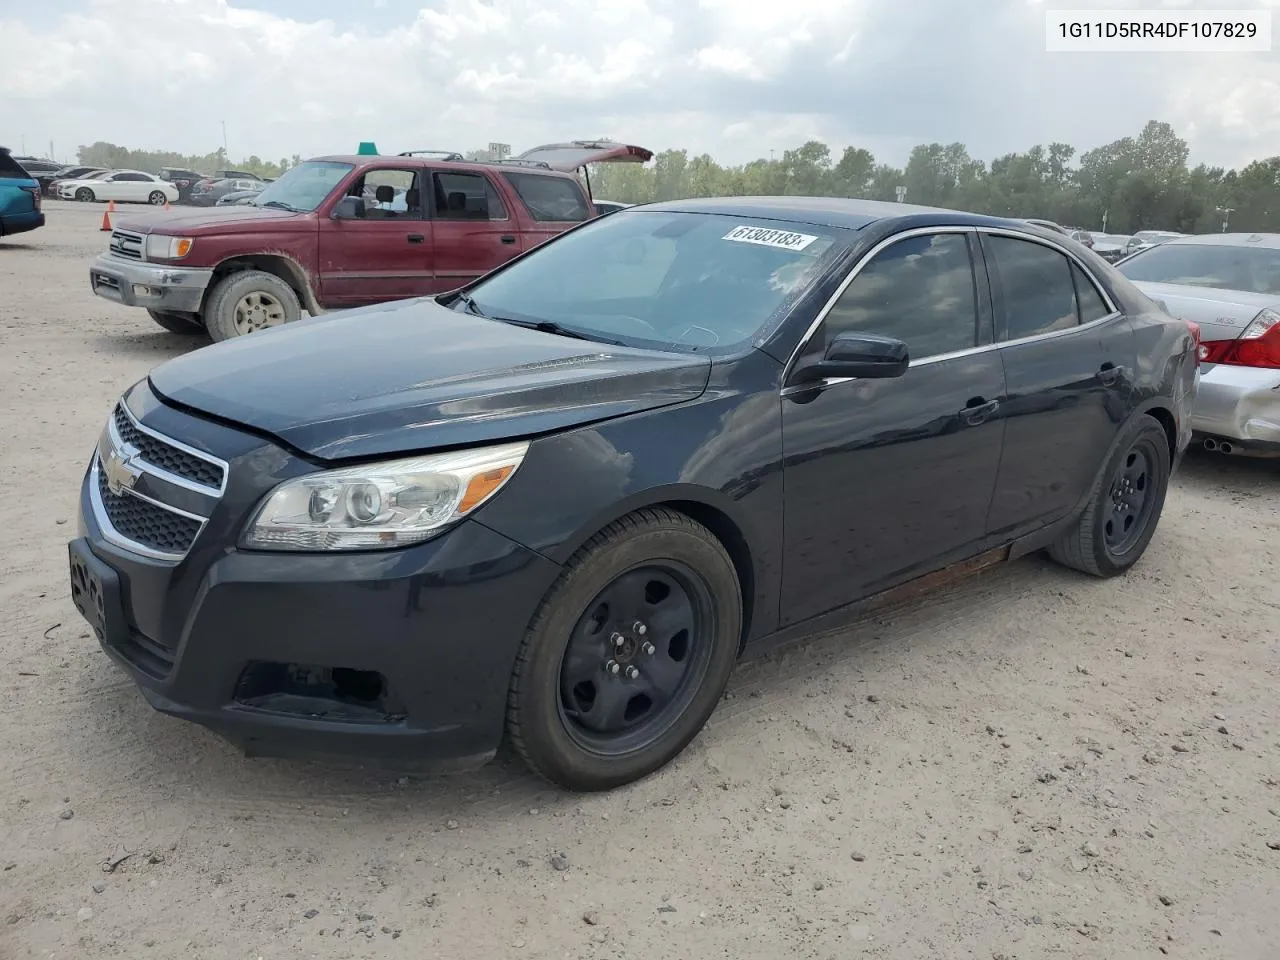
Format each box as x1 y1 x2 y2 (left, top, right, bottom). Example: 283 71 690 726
0 153 32 180
819 232 979 361
985 235 1080 340
1072 263 1111 323
433 172 507 220
503 172 589 222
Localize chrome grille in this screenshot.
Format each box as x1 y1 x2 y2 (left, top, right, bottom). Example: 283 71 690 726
95 466 202 554
112 404 225 491
108 229 144 261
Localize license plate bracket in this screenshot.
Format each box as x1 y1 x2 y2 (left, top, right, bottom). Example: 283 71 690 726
68 539 128 646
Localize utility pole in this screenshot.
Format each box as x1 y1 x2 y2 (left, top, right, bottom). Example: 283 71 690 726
1102 209 1108 233
221 120 228 158
1216 206 1234 232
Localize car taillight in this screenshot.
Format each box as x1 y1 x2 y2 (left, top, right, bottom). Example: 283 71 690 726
1199 308 1280 369
21 185 40 211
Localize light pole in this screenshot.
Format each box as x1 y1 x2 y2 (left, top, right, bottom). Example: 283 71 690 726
221 120 228 159
1216 206 1234 232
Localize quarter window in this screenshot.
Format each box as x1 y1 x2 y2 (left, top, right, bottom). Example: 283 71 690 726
985 235 1081 340
503 172 590 222
432 172 507 221
1072 263 1111 323
818 232 979 361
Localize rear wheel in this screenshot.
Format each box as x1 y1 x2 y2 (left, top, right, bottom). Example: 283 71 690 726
1048 414 1171 577
75 188 94 202
203 270 302 341
146 309 205 335
148 191 167 205
507 508 742 791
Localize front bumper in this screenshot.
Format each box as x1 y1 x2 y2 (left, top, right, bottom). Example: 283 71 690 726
68 390 562 766
89 252 214 314
1190 362 1280 447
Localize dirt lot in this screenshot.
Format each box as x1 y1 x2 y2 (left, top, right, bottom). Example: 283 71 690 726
1 201 1277 960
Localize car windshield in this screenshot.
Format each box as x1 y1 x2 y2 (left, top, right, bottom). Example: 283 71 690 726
251 160 352 212
1118 242 1280 295
460 211 848 352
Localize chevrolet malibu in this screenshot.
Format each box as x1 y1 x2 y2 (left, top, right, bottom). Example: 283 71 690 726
69 198 1199 791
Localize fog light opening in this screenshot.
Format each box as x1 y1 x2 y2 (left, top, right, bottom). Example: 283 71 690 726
234 661 403 722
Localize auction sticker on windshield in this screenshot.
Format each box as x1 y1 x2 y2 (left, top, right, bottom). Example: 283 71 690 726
722 225 818 251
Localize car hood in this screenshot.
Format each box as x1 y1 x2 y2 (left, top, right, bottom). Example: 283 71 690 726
1128 280 1279 342
115 204 304 235
147 298 712 461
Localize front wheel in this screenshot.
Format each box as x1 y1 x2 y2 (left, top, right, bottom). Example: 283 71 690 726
75 188 94 202
146 309 205 335
507 508 742 791
1048 414 1171 577
203 270 302 341
148 191 167 205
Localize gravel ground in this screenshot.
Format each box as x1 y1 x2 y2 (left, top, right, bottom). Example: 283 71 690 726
2 201 1278 960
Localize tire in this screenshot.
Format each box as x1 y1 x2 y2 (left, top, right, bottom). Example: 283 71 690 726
1048 414 1171 577
148 191 167 205
507 508 743 791
146 309 205 335
75 188 94 202
203 270 302 341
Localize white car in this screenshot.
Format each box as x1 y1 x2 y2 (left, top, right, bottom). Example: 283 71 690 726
58 170 178 205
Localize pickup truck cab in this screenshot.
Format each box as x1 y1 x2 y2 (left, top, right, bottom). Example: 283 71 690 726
90 146 650 340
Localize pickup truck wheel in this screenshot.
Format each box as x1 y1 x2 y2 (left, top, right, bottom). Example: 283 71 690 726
1048 414 1171 578
75 188 94 202
147 191 167 205
204 270 301 341
146 309 205 335
506 508 742 791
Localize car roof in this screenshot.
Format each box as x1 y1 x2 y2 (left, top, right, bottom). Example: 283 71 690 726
634 195 1033 232
310 154 583 181
1160 232 1280 249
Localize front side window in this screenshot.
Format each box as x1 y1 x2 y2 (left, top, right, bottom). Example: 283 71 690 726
351 169 423 219
1118 242 1280 296
252 160 353 212
462 211 848 352
985 235 1080 340
503 172 590 222
433 172 507 221
813 232 978 362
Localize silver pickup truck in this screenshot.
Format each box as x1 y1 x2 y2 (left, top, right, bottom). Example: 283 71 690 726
1117 233 1280 457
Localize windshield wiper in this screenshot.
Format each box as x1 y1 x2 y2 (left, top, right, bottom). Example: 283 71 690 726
453 291 486 317
452 293 622 345
259 200 298 212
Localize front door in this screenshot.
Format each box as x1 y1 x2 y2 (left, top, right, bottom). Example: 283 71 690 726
780 229 1007 626
427 170 521 293
979 231 1137 537
317 166 433 306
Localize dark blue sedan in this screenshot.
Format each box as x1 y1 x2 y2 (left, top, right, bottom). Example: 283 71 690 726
68 197 1198 790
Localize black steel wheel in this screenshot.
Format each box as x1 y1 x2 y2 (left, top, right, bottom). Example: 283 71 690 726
507 508 742 791
1048 414 1171 577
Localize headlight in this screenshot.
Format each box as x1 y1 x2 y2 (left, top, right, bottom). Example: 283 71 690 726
145 235 194 259
242 441 530 551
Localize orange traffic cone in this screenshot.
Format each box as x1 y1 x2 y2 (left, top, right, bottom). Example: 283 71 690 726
100 209 112 232
163 200 172 211
106 200 117 214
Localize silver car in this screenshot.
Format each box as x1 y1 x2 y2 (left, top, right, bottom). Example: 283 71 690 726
1117 233 1280 457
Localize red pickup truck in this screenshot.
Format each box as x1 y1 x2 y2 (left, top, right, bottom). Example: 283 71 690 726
89 141 652 340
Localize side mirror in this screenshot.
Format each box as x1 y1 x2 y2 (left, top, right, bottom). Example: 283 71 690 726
792 332 910 383
331 195 365 220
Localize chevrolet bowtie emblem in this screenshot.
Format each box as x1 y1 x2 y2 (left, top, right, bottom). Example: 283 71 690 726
103 448 142 496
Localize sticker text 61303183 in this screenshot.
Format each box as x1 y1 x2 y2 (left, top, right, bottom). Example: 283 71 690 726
722 225 818 251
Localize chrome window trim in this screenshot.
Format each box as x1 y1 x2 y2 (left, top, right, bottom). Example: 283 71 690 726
114 400 229 496
780 223 1125 393
89 458 207 563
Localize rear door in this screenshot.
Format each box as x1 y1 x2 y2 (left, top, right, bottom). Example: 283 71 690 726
427 169 520 292
317 165 434 305
501 171 593 251
979 229 1136 537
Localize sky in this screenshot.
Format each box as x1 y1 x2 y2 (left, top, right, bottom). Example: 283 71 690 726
2 0 1279 171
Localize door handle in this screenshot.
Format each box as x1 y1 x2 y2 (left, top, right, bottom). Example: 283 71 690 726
960 397 1000 425
500 235 517 245
1096 362 1124 385
407 234 425 244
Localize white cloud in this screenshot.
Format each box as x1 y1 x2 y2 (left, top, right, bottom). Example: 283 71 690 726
0 0 1278 172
